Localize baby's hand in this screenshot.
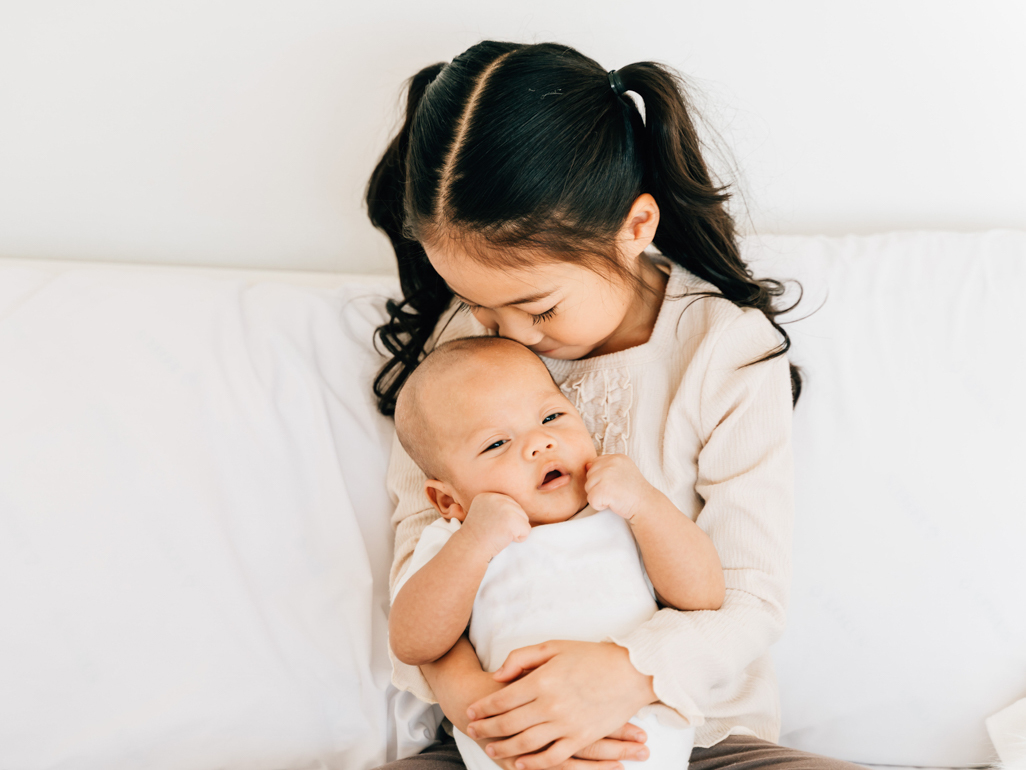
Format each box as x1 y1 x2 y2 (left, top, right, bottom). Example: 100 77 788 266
461 492 531 559
585 454 657 522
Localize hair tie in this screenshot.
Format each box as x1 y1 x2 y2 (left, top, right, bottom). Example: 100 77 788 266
608 69 626 97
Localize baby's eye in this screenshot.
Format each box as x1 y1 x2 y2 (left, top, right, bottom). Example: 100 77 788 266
482 439 507 453
542 413 562 424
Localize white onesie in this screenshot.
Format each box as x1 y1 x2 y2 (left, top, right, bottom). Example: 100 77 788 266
394 506 694 770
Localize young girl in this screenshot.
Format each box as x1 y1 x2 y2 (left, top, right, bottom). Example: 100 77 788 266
367 41 859 770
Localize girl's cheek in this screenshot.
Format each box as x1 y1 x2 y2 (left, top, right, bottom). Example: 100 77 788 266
544 321 569 343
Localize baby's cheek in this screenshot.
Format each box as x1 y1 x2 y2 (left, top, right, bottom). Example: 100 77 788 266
578 436 599 464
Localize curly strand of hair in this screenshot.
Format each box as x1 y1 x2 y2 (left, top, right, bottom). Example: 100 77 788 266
366 62 449 416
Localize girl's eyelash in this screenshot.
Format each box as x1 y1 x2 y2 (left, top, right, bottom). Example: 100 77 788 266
531 306 557 324
458 299 556 323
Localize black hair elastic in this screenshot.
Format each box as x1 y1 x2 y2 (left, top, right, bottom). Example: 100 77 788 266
608 69 626 96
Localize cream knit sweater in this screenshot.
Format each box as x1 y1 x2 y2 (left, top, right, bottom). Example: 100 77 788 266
386 262 795 748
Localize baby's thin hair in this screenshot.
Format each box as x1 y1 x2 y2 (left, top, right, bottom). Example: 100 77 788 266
367 41 802 417
394 336 547 480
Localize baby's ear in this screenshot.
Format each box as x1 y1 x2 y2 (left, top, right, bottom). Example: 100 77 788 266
424 480 466 521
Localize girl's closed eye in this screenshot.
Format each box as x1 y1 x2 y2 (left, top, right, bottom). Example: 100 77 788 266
530 306 557 324
457 299 555 324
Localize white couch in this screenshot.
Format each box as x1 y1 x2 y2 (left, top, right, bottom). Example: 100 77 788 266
1 231 1024 770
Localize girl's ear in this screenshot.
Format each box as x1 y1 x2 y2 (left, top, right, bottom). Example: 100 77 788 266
424 480 466 521
617 193 661 262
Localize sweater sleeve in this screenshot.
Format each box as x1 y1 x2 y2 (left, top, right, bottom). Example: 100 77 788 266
608 307 795 731
386 435 443 703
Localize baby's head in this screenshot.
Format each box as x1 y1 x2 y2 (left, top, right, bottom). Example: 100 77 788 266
395 337 597 526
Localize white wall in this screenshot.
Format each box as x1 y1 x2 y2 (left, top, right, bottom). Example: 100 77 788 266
1 1 1024 273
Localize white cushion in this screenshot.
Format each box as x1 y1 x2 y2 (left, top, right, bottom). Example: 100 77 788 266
0 263 407 769
749 232 1026 767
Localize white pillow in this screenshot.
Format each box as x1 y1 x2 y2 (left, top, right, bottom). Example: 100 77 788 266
748 232 1026 767
0 263 407 769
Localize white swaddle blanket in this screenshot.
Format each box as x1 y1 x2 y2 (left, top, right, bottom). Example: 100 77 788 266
398 506 694 770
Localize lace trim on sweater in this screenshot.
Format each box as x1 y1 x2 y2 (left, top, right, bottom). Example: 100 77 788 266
561 368 633 455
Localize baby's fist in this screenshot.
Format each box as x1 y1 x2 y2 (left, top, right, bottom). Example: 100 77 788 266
461 492 531 559
585 454 655 522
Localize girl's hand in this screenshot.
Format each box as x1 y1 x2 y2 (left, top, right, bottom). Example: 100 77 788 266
566 724 651 770
585 455 658 522
431 648 644 770
483 724 650 770
464 672 524 770
422 640 521 770
465 640 657 770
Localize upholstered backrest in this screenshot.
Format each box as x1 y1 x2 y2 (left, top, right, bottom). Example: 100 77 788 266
750 232 1026 767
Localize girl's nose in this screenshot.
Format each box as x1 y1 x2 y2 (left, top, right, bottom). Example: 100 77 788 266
496 314 543 347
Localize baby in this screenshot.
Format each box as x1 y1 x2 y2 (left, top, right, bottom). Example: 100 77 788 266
389 336 725 770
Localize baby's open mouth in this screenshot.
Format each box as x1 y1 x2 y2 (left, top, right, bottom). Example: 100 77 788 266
543 470 563 484
538 466 570 490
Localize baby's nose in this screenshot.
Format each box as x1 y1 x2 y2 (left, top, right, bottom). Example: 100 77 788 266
530 439 555 457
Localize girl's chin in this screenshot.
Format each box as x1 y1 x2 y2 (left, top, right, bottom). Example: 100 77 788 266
533 345 584 360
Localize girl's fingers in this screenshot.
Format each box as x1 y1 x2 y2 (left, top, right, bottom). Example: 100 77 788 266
513 738 577 770
491 642 561 684
468 676 538 721
603 724 647 743
467 700 543 740
559 761 625 770
484 723 559 761
573 738 648 762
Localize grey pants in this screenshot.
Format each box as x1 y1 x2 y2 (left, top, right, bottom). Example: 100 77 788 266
376 729 866 770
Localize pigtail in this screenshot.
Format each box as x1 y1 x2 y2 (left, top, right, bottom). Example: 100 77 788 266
366 62 451 417
617 63 803 404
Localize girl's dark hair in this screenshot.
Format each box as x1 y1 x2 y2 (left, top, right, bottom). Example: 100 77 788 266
366 41 801 416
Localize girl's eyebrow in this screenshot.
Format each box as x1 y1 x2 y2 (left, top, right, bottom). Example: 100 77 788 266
451 288 554 308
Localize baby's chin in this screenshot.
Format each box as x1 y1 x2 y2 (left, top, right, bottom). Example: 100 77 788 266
523 493 590 527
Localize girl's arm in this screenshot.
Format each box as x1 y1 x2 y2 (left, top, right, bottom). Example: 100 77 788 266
585 454 725 610
466 309 794 769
